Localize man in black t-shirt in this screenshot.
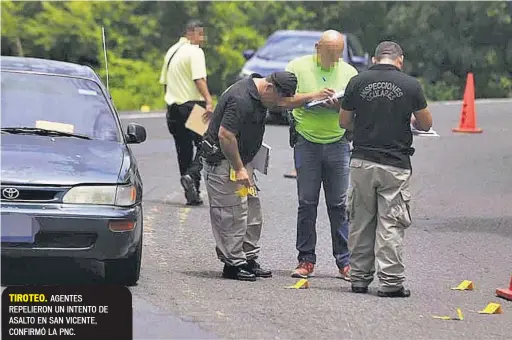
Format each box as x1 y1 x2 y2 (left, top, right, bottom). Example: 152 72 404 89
202 72 297 281
339 41 433 297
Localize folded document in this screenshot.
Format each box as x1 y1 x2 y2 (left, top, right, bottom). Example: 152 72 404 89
411 125 440 137
305 90 345 109
250 142 271 174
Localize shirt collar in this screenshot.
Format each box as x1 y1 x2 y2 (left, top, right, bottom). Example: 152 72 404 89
247 73 263 101
179 37 192 45
369 63 401 71
313 54 339 72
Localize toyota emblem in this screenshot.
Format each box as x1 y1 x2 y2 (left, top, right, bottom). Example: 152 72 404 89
2 187 20 200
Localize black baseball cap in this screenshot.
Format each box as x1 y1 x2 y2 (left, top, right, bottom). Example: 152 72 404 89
268 71 297 97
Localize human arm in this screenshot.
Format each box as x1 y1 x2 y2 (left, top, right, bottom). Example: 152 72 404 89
411 82 433 131
217 99 251 187
279 90 336 109
339 77 357 131
278 59 335 109
191 49 214 118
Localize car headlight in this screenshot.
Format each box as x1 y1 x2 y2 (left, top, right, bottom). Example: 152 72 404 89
62 184 137 206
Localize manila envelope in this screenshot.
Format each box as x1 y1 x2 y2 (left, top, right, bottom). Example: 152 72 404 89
185 104 210 136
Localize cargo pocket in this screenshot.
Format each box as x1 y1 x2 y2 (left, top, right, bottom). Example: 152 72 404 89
397 188 412 228
347 186 355 222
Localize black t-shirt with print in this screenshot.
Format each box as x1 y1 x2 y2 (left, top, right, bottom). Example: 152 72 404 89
204 74 267 165
341 64 428 170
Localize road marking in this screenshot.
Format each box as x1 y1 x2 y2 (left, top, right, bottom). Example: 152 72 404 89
179 207 191 225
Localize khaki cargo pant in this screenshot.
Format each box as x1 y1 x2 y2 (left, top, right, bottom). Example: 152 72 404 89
347 158 412 292
202 159 262 267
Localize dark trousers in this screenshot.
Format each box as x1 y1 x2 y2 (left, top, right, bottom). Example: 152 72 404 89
166 101 205 191
294 134 351 269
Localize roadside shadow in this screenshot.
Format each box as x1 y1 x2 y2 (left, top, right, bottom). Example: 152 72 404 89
313 285 381 298
271 269 344 280
143 198 210 209
179 270 227 281
1 258 104 286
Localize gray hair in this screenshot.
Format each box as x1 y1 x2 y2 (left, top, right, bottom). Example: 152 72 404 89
374 41 403 61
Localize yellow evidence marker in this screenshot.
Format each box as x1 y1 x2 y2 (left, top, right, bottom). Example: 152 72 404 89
140 105 150 112
451 280 474 291
432 308 464 321
478 303 503 315
285 279 309 289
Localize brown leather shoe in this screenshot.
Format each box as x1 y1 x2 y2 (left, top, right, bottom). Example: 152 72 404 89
291 261 314 278
338 265 351 282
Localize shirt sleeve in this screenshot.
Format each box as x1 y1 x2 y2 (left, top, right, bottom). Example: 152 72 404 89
190 48 207 80
220 97 243 135
159 50 171 85
412 81 428 111
341 77 358 111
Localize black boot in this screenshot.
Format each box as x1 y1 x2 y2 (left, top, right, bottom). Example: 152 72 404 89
377 287 411 298
180 174 202 205
222 265 256 281
351 286 368 294
246 260 272 278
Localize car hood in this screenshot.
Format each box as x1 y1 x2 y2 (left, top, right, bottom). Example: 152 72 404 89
1 134 126 185
242 57 290 77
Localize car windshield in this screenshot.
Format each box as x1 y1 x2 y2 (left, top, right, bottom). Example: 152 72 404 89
256 36 319 62
346 33 365 57
1 71 120 142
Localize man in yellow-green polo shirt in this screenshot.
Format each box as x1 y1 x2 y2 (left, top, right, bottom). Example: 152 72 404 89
280 30 358 280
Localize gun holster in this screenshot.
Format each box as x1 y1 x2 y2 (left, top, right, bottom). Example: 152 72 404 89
288 110 298 148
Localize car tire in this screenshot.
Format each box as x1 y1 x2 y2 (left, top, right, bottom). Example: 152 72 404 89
104 236 142 286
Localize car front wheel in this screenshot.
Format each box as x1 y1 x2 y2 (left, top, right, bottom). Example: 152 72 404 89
104 237 142 286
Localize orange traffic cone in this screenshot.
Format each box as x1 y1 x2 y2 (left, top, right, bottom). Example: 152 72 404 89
452 73 483 133
496 275 512 301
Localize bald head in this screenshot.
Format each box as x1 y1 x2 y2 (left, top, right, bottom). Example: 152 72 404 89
315 30 345 70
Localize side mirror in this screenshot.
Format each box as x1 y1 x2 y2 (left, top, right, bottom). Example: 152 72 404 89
126 123 146 144
243 49 255 60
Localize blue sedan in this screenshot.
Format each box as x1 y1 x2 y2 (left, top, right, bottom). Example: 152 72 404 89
1 56 147 286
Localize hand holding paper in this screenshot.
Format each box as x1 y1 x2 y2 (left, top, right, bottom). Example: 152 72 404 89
185 104 210 136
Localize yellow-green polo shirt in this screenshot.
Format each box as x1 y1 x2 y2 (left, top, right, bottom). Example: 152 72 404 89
285 54 358 144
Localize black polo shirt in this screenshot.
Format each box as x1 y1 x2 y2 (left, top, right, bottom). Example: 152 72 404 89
341 64 428 169
204 74 267 165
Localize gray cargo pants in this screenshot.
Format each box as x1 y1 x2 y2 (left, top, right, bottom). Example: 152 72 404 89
202 159 262 267
347 158 412 292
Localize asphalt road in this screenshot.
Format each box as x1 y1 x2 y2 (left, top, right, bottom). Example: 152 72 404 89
3 99 512 339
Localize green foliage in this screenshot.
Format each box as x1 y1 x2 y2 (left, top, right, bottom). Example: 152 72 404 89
2 0 511 110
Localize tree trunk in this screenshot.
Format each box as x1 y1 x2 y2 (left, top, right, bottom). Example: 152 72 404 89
15 36 24 57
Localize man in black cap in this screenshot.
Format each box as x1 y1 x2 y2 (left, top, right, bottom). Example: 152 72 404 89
339 41 433 297
202 71 298 281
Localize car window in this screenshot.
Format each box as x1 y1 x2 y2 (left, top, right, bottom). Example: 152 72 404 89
346 33 365 57
1 71 121 142
256 36 319 62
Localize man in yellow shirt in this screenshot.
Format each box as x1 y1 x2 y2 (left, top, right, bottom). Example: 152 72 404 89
160 20 214 205
280 30 358 280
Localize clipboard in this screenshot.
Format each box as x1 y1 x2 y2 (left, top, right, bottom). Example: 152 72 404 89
411 125 440 137
185 104 209 136
305 90 345 109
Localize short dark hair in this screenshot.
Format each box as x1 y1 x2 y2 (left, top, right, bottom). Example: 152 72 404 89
185 20 204 34
374 41 403 61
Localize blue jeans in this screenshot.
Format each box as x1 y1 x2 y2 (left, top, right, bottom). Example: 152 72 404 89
294 134 351 268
